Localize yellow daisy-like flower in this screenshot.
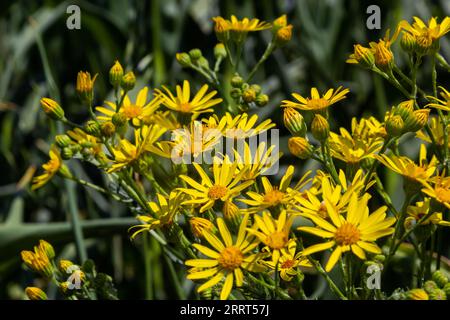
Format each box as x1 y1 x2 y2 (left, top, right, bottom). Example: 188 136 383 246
204 112 276 139
329 127 384 164
281 87 350 113
298 194 396 272
144 110 181 130
233 141 281 181
260 241 312 281
130 191 186 238
416 116 450 147
32 146 66 190
96 87 161 126
213 15 271 33
425 86 450 112
108 124 166 172
293 169 374 221
246 210 294 263
185 214 263 300
399 16 450 48
239 165 306 212
374 144 437 184
155 80 222 118
406 198 450 227
179 157 254 213
421 172 450 210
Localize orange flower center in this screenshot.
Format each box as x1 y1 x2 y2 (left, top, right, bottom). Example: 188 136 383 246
266 231 288 249
281 259 295 269
306 98 329 111
208 185 228 200
179 102 192 113
218 246 243 270
264 189 284 206
334 223 360 246
435 187 450 203
122 104 142 119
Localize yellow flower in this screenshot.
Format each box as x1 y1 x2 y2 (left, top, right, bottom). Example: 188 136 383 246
422 172 450 210
407 198 450 227
260 241 312 281
240 165 307 212
406 288 429 300
144 110 181 130
25 287 48 300
21 240 55 278
155 80 222 118
96 87 161 126
130 191 186 238
374 144 437 184
76 71 97 102
425 86 450 112
281 87 350 113
416 116 450 147
346 44 375 68
32 146 66 190
108 124 166 172
185 214 263 300
293 170 373 221
399 16 450 53
179 157 254 213
246 210 294 263
298 194 395 272
232 141 281 181
329 127 383 164
213 15 271 43
190 217 216 238
368 28 400 70
204 112 276 138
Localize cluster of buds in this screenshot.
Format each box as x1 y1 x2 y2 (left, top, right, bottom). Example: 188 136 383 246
272 15 293 47
108 60 135 92
176 48 215 71
404 270 450 300
54 131 106 164
229 74 269 109
384 100 429 138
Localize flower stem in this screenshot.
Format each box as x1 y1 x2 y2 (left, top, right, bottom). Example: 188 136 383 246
246 41 275 82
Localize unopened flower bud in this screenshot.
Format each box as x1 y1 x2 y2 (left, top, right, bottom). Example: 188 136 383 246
38 240 55 259
85 120 101 137
55 134 72 148
386 115 404 137
428 288 446 300
432 270 449 288
275 25 293 46
25 287 47 300
397 100 414 121
255 94 269 107
61 147 73 160
273 15 288 31
109 60 123 88
112 112 128 127
406 288 428 300
230 88 242 99
40 98 65 121
76 71 97 103
374 42 394 72
353 44 375 68
404 216 417 231
404 109 429 132
288 137 313 159
250 84 261 95
101 121 116 137
190 217 215 238
231 75 244 88
189 49 202 61
400 32 416 53
197 56 210 69
214 43 227 59
424 280 438 293
121 71 136 91
176 53 191 67
58 259 74 273
242 88 256 103
443 283 450 297
311 114 330 141
283 107 306 136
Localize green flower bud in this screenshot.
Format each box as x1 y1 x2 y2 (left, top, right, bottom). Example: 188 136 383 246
311 114 330 141
112 112 128 127
55 134 72 148
424 280 438 294
386 115 404 137
40 98 65 121
61 147 74 160
189 49 202 61
230 88 242 99
404 109 429 132
84 120 101 137
352 44 375 68
443 283 450 297
38 240 55 260
214 43 227 59
432 270 449 288
231 75 244 88
255 94 269 107
58 259 74 273
176 53 191 67
250 84 261 95
197 56 210 69
109 60 124 88
242 88 256 103
429 288 446 300
25 287 47 300
283 107 306 136
400 32 416 54
121 71 136 91
101 121 116 137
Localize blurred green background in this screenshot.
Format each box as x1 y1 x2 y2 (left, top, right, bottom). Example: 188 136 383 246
0 0 449 299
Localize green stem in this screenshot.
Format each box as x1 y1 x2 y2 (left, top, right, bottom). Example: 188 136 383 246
143 233 153 299
246 41 276 82
436 53 450 72
307 256 347 300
